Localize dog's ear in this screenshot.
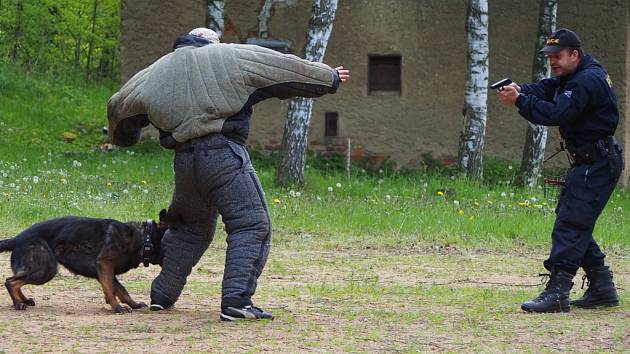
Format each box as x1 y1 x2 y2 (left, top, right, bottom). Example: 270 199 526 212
159 209 168 225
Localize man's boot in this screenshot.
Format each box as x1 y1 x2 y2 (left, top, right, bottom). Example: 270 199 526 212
570 265 619 308
521 268 573 313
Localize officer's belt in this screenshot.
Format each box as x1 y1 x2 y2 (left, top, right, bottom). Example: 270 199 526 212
566 137 617 166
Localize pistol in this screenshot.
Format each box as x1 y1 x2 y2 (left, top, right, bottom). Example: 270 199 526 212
490 78 513 91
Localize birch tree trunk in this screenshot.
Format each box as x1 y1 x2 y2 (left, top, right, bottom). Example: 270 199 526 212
519 0 557 188
457 0 489 179
276 0 338 186
207 0 224 37
258 0 275 39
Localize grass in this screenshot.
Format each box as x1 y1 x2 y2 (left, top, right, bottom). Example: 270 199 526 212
0 65 628 352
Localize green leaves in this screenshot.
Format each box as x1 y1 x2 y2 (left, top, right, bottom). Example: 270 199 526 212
0 0 120 80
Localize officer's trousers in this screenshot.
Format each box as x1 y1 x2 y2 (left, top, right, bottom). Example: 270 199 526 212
151 134 271 309
544 154 621 275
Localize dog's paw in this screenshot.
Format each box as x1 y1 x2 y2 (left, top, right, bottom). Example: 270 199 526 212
13 303 27 311
24 298 35 306
114 304 132 314
132 302 148 309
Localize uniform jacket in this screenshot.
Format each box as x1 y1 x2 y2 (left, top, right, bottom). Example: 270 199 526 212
516 54 618 146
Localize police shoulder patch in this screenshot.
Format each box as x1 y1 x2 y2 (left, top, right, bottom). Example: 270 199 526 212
606 75 613 88
563 90 573 98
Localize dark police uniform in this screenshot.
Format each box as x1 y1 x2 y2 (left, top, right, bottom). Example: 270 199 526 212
514 29 622 312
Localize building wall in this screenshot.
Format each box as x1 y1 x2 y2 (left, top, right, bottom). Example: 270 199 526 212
120 0 629 181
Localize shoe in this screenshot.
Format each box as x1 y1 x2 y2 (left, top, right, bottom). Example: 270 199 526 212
571 265 619 308
521 268 573 313
220 305 274 321
150 290 174 311
149 303 169 311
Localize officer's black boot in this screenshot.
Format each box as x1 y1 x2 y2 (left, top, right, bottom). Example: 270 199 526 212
570 265 619 308
521 268 573 313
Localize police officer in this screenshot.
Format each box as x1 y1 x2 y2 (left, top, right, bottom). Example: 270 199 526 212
497 28 622 313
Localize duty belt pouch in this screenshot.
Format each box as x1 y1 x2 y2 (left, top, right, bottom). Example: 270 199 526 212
607 136 623 178
568 143 596 165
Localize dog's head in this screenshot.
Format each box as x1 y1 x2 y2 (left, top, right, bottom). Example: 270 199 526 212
142 209 169 266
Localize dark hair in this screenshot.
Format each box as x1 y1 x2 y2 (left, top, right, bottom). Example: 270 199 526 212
566 47 584 58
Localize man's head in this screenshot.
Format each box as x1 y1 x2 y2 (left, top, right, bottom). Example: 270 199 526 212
189 27 220 44
539 28 583 77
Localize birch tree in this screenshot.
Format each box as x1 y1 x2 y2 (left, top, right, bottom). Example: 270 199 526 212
519 0 557 187
276 0 338 186
258 0 275 39
207 0 224 37
457 0 489 179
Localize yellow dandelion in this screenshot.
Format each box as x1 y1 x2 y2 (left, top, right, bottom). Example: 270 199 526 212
273 198 281 204
141 180 147 185
107 182 112 187
458 209 465 216
437 191 444 197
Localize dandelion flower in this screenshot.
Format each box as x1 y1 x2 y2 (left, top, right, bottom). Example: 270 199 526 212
327 187 333 192
336 182 342 188
273 198 281 204
458 209 464 216
437 191 444 197
32 176 39 184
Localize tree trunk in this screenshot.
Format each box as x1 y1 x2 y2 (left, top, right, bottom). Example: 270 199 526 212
519 0 558 188
11 0 23 62
276 0 338 186
258 0 275 38
207 0 225 37
86 0 99 80
457 0 489 179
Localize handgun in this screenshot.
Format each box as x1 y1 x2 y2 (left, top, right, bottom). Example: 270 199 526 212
490 78 513 91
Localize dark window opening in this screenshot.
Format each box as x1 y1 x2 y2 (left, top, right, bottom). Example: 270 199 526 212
368 55 402 95
325 112 338 137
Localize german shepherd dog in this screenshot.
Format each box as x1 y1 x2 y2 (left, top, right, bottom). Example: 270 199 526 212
0 210 168 313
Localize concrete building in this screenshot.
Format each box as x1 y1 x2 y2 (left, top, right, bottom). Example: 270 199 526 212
120 0 630 183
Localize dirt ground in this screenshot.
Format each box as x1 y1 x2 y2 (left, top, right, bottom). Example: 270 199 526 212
0 247 628 353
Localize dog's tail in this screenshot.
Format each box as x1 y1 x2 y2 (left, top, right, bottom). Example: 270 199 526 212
0 237 16 252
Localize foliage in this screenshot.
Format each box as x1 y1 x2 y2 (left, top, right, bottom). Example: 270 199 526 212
0 0 120 80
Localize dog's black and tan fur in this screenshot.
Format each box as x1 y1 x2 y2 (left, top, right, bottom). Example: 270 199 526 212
0 210 168 313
